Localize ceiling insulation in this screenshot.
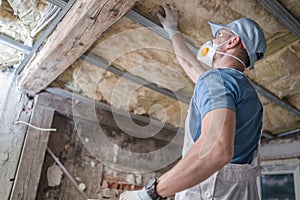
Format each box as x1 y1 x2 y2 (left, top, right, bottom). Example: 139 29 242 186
0 0 29 42
0 1 28 70
52 0 300 133
6 0 48 35
1 0 300 135
278 0 300 22
0 44 21 71
0 0 49 41
90 17 194 93
260 95 300 133
54 16 193 128
247 40 300 97
133 0 292 49
54 59 188 128
0 0 49 70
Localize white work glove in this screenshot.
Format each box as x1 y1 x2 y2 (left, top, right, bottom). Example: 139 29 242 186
119 189 152 200
156 5 180 39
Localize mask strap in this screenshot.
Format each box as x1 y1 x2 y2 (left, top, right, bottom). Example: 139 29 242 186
213 38 231 48
215 51 246 69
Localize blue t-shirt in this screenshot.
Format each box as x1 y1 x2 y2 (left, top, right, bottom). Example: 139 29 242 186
189 68 263 164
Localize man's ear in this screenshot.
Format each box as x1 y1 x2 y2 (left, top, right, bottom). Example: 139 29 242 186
227 36 241 49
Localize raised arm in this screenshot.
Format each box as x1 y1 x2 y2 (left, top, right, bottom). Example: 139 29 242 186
157 5 206 83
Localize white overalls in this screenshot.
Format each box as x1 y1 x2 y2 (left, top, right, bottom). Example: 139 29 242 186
175 108 261 200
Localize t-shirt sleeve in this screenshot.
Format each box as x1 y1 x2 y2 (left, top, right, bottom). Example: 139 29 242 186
194 70 236 119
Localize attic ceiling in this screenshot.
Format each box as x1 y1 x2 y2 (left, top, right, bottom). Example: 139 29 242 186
1 0 300 139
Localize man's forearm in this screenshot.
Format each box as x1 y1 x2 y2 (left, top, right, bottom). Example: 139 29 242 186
155 135 230 197
171 33 206 83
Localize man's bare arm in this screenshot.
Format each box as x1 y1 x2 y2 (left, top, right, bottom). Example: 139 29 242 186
171 32 206 83
157 5 206 83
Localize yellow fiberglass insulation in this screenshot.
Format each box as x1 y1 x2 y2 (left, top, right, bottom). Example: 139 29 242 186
0 0 48 70
67 59 188 128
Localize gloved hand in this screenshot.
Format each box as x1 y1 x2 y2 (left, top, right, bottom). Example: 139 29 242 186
119 189 152 200
156 4 180 39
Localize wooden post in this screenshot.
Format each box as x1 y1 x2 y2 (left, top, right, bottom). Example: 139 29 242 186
10 95 55 200
19 0 137 95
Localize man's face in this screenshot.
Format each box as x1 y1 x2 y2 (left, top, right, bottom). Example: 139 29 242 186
212 28 235 63
213 28 235 47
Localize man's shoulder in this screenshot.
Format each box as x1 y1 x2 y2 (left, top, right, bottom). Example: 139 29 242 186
198 69 221 82
199 68 245 82
197 69 233 84
195 69 228 92
196 68 250 94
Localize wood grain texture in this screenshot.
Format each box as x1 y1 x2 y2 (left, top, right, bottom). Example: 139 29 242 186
19 0 137 95
37 91 183 145
10 95 55 200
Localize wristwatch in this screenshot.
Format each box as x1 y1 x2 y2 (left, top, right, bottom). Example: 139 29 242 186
145 177 166 200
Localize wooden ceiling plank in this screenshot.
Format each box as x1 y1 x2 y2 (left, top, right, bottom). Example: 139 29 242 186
16 0 76 75
43 87 184 135
41 88 184 145
10 97 55 200
19 0 137 95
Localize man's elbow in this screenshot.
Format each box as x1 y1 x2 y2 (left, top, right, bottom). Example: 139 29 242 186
214 146 234 169
222 150 233 165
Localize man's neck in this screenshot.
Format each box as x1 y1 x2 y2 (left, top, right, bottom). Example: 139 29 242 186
214 59 245 72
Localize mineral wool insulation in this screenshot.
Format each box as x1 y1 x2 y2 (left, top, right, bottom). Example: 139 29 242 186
54 16 191 128
1 0 299 133
0 0 48 70
55 0 300 133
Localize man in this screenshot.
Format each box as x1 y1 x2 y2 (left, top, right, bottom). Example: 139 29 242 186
120 4 266 200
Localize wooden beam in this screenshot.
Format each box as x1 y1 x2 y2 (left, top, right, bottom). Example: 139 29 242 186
16 0 76 75
37 90 183 172
38 90 184 145
10 96 55 200
260 138 300 160
19 0 137 95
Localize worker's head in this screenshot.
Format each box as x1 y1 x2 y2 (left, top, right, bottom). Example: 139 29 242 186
208 18 267 70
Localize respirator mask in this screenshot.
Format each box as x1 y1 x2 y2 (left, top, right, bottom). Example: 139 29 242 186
197 38 246 68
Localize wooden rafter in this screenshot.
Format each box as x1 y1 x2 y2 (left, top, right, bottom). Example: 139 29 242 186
19 0 137 95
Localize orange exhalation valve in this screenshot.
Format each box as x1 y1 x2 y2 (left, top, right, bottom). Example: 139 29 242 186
201 47 209 57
